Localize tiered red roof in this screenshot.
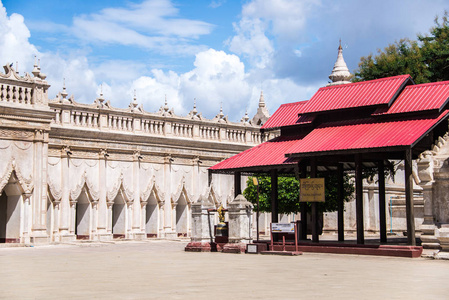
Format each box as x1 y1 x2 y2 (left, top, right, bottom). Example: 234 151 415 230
209 135 301 171
373 80 449 115
261 101 309 130
211 75 449 172
300 75 412 114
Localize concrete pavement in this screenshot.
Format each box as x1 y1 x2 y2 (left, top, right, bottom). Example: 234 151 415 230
0 240 447 299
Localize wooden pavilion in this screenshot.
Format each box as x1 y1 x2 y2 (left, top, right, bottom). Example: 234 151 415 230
210 75 449 247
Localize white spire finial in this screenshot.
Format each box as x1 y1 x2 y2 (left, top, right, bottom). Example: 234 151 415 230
129 89 138 111
32 55 40 77
164 94 169 112
259 90 266 108
219 102 224 119
98 84 105 104
192 98 198 115
61 78 68 99
244 110 249 123
327 40 352 86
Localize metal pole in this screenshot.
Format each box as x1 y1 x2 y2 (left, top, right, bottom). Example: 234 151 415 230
390 196 393 234
253 177 260 242
294 222 298 253
207 210 213 246
256 184 260 242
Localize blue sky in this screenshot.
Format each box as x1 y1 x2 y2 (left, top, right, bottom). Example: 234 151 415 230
0 0 447 120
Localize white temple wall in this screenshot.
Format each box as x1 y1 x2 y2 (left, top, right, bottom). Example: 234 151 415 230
0 63 270 244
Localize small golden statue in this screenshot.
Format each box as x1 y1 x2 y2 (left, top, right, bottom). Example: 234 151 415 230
217 204 225 223
215 204 228 238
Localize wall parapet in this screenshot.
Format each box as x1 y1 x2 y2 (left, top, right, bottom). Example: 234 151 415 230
48 98 277 145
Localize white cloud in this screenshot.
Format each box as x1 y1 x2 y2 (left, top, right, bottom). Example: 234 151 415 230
126 49 251 118
209 1 226 9
71 0 214 54
228 17 273 68
228 0 321 69
0 5 38 72
41 53 98 103
242 0 320 42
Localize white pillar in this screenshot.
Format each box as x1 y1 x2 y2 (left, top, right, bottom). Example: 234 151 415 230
132 152 143 239
171 203 177 235
97 150 110 240
22 194 32 244
163 156 173 237
31 130 48 243
70 201 76 235
59 146 74 241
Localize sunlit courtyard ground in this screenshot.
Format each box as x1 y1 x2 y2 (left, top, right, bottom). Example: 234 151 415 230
0 239 447 299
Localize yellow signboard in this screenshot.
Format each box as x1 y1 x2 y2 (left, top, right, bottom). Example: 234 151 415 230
300 178 325 202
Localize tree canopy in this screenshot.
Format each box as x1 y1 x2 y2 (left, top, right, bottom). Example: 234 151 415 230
353 12 449 83
243 173 354 214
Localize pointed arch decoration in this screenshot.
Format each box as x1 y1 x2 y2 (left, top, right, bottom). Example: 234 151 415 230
140 175 165 206
0 158 33 194
47 174 62 202
107 173 134 203
202 185 221 208
171 176 193 205
70 171 99 202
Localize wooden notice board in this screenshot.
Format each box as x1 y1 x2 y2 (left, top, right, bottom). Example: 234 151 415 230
300 178 325 202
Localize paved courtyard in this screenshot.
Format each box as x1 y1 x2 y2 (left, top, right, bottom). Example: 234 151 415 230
0 240 447 299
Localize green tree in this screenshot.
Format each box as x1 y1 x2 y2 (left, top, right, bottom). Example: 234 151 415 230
419 13 449 82
243 173 354 214
353 12 449 84
353 39 429 83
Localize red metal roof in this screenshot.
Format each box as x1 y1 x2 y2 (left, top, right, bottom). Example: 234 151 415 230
211 111 449 171
373 81 449 115
209 135 302 171
211 75 449 172
286 111 449 156
261 101 308 129
301 75 412 114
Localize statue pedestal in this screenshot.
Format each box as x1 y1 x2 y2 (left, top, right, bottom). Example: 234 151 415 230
228 194 253 244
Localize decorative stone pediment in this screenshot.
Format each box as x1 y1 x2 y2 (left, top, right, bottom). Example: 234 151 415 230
47 175 62 202
202 185 220 207
70 170 99 202
171 176 193 205
0 158 33 194
107 173 134 203
141 175 165 205
0 64 33 82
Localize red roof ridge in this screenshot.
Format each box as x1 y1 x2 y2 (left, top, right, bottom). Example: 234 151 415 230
404 80 449 89
320 74 412 91
279 100 309 107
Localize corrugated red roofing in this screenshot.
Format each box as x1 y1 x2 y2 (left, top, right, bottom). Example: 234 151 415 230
261 100 308 129
301 75 411 114
373 81 449 115
211 111 449 171
209 135 302 171
286 111 449 156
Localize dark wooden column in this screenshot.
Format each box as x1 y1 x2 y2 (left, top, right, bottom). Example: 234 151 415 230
234 171 241 198
337 163 344 242
208 169 212 187
271 169 279 223
310 158 319 243
404 148 416 246
378 160 387 243
299 163 308 240
355 154 364 245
